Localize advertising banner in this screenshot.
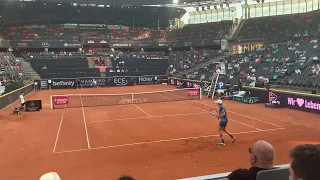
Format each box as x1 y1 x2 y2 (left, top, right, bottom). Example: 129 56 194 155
228 41 264 54
137 76 156 85
168 77 225 90
51 79 77 89
40 80 48 90
10 40 82 49
79 77 108 87
25 100 42 112
188 89 199 97
53 96 69 106
109 77 134 86
242 87 320 114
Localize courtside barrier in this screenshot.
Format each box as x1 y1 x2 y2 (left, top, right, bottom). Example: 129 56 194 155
242 86 320 114
35 75 168 90
0 83 34 110
178 164 289 180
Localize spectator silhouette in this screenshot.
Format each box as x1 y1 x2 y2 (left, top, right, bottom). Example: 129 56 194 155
289 144 320 180
118 176 134 180
227 140 275 180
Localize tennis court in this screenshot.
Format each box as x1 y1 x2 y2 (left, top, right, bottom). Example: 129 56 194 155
0 84 320 180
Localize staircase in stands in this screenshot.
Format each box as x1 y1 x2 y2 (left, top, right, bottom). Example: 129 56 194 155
175 54 230 77
19 57 41 81
228 18 245 40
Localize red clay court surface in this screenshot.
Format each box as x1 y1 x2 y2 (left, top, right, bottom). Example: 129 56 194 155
0 84 320 180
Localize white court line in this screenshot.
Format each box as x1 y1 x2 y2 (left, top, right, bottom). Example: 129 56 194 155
229 118 262 131
80 94 91 149
54 127 286 154
195 100 283 128
120 96 152 117
132 104 152 117
159 93 262 131
88 112 208 123
52 110 65 153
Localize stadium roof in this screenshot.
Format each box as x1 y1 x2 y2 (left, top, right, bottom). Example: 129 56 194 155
8 0 240 6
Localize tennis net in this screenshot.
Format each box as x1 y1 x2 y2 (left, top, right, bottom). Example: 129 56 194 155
51 88 202 109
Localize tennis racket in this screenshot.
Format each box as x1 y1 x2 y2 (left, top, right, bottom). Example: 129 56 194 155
209 109 218 116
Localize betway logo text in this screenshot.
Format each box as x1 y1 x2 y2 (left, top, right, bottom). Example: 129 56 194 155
52 81 75 87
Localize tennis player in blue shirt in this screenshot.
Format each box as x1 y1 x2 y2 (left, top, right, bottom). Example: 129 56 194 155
215 99 236 145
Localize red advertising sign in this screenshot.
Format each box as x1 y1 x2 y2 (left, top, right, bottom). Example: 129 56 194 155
188 89 199 97
53 96 69 105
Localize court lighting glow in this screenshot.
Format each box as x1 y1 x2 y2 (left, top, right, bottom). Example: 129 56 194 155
173 0 179 4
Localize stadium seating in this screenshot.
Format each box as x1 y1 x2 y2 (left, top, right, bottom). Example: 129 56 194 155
22 52 100 79
0 52 28 84
237 10 320 42
225 39 320 88
166 21 233 41
109 28 166 41
107 58 168 76
2 26 80 41
257 167 289 180
168 49 224 76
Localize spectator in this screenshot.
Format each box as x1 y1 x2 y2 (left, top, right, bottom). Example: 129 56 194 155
227 140 275 180
289 144 320 180
295 68 301 74
118 176 134 180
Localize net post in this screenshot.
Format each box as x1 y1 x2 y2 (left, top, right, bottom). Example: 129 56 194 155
199 87 202 99
50 95 53 109
131 93 134 103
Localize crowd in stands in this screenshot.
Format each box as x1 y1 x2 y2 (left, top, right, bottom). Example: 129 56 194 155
238 10 320 43
224 37 320 88
0 52 28 86
168 49 224 76
22 50 85 61
2 26 80 41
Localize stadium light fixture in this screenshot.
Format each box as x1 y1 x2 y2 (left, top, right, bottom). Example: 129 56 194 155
173 0 179 4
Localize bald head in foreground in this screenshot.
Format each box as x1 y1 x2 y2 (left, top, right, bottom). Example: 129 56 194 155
227 140 275 180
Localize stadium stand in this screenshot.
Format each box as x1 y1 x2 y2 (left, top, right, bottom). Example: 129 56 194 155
225 38 320 88
1 0 320 179
109 28 167 41
0 52 28 84
237 10 320 42
107 51 168 76
166 21 233 41
22 51 100 79
2 26 80 41
168 49 224 77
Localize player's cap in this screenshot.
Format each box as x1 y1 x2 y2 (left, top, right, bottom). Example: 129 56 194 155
39 172 61 180
215 99 223 104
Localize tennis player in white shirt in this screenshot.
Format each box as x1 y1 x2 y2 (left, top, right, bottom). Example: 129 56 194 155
19 92 25 109
91 79 98 91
